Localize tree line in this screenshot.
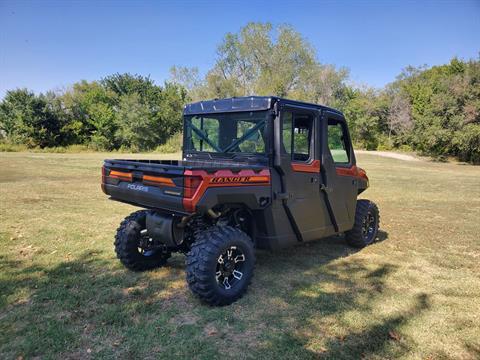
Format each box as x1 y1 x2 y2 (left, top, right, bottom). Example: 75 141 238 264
1 22 479 162
0 74 187 151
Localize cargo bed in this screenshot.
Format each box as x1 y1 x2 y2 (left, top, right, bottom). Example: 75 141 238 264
102 159 269 214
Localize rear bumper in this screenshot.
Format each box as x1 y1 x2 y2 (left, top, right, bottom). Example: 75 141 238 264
103 182 187 214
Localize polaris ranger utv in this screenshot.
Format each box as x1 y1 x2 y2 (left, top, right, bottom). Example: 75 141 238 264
101 96 379 306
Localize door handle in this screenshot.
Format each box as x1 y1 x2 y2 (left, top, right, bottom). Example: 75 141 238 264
310 177 318 184
320 184 333 193
276 192 290 200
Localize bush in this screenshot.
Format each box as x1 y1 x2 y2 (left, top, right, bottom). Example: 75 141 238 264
398 144 414 153
154 132 182 153
1 57 479 163
88 134 113 151
376 135 394 151
0 142 94 153
453 124 480 164
35 145 92 153
0 142 27 152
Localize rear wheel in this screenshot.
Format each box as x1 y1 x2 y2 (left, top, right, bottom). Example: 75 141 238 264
186 226 255 306
114 210 171 271
345 200 380 248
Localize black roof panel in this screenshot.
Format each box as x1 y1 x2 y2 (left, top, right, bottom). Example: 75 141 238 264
183 96 343 116
184 96 271 115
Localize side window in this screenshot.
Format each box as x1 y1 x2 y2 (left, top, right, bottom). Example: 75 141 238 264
282 110 313 162
327 120 350 164
293 115 312 161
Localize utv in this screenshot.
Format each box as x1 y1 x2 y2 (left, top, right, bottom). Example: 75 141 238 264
101 96 379 306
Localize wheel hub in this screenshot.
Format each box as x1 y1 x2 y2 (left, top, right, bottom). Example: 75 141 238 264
138 229 156 257
223 260 234 273
216 246 246 290
362 210 376 242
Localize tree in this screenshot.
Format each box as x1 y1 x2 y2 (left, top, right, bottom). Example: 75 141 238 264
170 66 205 101
114 84 187 151
0 89 61 148
59 75 187 150
172 22 348 105
386 89 413 139
101 73 157 99
115 93 152 151
0 22 478 163
388 56 480 161
340 87 388 149
61 80 118 149
101 73 187 149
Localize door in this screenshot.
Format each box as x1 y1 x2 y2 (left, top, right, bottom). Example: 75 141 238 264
278 106 331 241
320 111 358 232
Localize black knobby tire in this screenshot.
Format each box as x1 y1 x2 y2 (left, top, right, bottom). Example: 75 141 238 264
186 226 255 306
345 200 380 248
114 210 171 271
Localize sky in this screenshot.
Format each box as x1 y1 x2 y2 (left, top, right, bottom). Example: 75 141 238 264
0 0 479 98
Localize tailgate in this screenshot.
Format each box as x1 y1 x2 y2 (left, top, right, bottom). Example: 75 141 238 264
101 159 187 213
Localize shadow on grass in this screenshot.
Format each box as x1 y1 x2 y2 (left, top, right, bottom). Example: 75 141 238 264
0 251 191 359
0 228 457 359
249 231 434 359
376 229 389 243
464 343 480 359
0 232 398 359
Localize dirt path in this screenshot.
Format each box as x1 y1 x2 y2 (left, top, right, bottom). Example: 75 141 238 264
356 150 421 161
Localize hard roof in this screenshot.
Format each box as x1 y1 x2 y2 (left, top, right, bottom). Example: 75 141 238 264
183 96 343 116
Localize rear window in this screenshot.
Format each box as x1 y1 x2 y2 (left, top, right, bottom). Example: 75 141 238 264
184 111 267 154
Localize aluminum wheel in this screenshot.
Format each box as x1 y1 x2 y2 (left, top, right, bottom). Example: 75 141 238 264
215 246 246 290
362 210 377 244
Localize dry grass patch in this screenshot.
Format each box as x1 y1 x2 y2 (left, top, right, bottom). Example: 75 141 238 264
0 151 479 359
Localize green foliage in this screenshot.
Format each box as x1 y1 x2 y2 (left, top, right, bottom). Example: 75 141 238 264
168 22 479 162
0 89 62 148
115 93 152 151
0 74 187 151
453 124 480 163
63 81 117 148
338 56 480 161
395 57 480 162
340 88 388 150
0 22 478 162
154 132 183 153
101 73 156 98
172 22 348 106
0 142 28 152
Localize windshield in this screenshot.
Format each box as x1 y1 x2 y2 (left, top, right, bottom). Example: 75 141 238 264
184 111 268 154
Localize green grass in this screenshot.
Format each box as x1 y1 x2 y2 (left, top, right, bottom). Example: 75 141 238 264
1 152 479 359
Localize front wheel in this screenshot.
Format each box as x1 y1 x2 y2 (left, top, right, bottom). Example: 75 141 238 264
345 200 380 248
186 226 255 306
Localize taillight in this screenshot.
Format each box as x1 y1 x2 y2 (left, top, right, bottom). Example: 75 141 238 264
109 170 133 181
183 176 202 198
142 174 175 187
357 167 368 181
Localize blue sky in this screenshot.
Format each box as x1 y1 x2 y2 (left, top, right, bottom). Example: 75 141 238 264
1 0 479 98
